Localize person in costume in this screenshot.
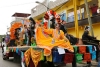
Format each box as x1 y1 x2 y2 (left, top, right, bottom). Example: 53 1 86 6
14 28 21 46
36 23 74 56
82 26 100 62
22 25 29 46
82 26 100 45
29 17 36 37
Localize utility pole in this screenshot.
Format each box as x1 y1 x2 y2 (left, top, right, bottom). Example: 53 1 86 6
73 0 79 38
84 0 94 36
46 0 50 29
36 0 50 29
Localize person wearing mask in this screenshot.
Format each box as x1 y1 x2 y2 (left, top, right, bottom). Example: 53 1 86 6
29 17 36 38
82 26 100 45
36 23 74 56
82 26 100 62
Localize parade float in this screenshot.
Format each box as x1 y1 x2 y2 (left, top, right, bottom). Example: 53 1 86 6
1 11 97 67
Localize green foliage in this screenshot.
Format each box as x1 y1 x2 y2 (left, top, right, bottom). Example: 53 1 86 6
0 35 6 42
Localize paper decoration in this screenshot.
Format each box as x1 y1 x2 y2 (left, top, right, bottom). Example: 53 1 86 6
46 54 52 62
16 48 19 54
87 45 93 53
91 51 96 60
84 53 91 62
74 46 78 53
12 48 14 52
40 51 44 61
93 46 97 51
18 50 21 56
52 50 63 63
57 47 65 54
79 46 86 54
21 52 24 59
75 53 83 63
64 53 74 63
14 48 16 52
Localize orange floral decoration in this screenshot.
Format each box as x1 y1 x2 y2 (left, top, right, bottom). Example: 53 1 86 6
10 22 23 39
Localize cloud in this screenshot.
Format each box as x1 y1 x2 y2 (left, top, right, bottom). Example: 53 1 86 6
0 0 44 35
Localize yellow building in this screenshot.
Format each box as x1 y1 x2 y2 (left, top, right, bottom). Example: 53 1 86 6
31 0 100 40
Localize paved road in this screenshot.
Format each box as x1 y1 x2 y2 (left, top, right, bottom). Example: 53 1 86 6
0 48 20 67
0 47 98 67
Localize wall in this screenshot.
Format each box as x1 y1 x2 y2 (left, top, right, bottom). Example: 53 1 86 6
32 0 100 40
92 23 100 40
66 22 100 40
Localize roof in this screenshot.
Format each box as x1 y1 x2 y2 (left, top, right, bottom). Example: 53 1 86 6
12 13 31 17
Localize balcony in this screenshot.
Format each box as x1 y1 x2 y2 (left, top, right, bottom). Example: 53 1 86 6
65 15 100 28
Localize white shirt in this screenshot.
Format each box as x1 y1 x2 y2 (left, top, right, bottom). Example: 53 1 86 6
97 8 100 13
2 42 6 47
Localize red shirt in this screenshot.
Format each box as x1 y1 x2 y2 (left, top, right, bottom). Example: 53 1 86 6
90 6 98 13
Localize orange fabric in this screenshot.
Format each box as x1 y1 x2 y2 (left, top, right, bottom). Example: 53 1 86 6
31 48 41 67
24 48 31 67
36 27 74 56
10 33 15 39
24 48 41 67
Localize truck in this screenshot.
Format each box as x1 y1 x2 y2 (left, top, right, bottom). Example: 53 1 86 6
1 13 35 67
1 11 98 67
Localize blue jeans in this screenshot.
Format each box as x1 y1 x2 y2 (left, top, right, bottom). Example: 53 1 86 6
97 60 100 67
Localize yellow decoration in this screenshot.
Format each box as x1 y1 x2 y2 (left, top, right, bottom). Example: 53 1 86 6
46 54 52 62
36 27 74 56
30 48 41 67
24 48 31 67
24 48 41 67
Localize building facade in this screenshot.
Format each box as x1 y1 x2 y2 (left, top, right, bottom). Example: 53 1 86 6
31 0 100 40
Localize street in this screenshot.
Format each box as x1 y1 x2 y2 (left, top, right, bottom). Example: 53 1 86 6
0 47 98 67
0 48 20 67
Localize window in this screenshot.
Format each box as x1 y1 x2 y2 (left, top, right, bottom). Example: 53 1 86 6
59 10 67 22
67 8 85 22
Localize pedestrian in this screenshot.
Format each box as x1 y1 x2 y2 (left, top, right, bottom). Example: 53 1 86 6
89 4 98 16
1 37 6 53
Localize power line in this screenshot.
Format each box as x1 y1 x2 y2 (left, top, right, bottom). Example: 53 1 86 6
0 2 35 8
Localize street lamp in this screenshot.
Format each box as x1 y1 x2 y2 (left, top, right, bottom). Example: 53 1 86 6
35 0 50 29
35 1 50 10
